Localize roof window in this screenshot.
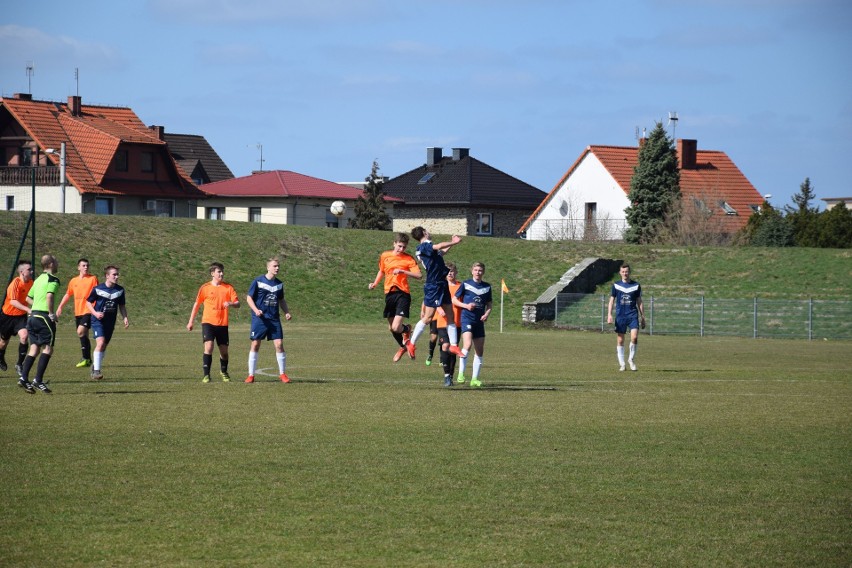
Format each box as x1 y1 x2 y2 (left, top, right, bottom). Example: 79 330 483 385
418 172 436 185
719 201 737 215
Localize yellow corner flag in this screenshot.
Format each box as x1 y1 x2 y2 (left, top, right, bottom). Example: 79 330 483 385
501 279 509 293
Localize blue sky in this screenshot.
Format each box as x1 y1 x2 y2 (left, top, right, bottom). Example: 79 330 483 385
3 0 850 209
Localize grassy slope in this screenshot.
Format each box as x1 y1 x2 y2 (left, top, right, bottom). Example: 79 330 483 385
1 212 849 327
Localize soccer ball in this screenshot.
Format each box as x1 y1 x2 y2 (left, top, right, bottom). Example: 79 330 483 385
330 200 346 217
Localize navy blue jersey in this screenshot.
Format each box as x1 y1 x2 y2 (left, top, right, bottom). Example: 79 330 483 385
87 284 126 325
248 275 284 320
415 241 449 284
455 279 492 324
611 280 641 319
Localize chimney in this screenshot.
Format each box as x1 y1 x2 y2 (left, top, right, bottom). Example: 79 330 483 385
677 139 697 170
426 147 442 166
151 125 165 140
452 148 469 161
14 93 33 101
68 95 82 116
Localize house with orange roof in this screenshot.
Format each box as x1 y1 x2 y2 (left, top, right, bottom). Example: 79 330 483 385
0 93 206 217
519 139 765 241
199 169 400 228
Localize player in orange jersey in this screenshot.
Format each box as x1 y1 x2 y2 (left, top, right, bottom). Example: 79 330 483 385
0 260 34 376
56 258 99 368
187 262 240 382
368 232 422 362
433 262 463 387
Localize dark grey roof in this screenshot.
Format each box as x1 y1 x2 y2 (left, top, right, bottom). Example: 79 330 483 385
383 155 545 208
164 133 234 184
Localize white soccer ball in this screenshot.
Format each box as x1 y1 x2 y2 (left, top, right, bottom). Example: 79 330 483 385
330 200 346 217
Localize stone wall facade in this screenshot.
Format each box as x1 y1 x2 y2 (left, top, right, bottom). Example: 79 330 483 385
392 206 530 238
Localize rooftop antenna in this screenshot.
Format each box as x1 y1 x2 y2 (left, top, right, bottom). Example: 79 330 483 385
634 126 640 142
26 61 34 94
247 143 265 171
75 67 79 96
668 111 679 140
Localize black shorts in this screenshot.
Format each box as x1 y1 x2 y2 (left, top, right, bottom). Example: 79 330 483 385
383 291 412 319
75 314 93 329
26 312 56 347
0 313 27 341
202 323 230 346
436 327 450 345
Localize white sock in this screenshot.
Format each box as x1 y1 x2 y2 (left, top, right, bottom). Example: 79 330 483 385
447 323 458 345
410 320 427 344
472 354 483 379
248 351 258 375
277 352 286 374
94 350 104 370
458 354 467 376
617 346 625 366
629 343 636 362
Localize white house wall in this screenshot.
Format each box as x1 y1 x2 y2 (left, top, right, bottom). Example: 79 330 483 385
196 197 379 227
526 153 629 241
0 184 82 214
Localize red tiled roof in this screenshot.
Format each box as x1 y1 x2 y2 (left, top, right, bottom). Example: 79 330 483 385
520 142 764 234
1 96 202 198
202 170 402 201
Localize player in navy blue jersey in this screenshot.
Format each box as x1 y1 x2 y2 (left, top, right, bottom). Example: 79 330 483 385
86 265 129 381
245 257 292 383
452 262 492 388
409 226 464 361
607 263 645 371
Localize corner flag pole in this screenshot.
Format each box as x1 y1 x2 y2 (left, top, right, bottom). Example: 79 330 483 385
500 279 509 333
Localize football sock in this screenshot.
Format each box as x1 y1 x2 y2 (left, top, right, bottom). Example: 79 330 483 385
18 342 27 364
34 353 51 382
472 354 483 379
248 351 258 376
220 358 228 373
617 346 625 366
81 336 92 360
447 323 458 346
21 355 35 380
411 320 427 344
277 352 286 374
629 343 637 361
392 331 404 347
93 351 104 371
458 354 467 377
202 353 213 376
0 347 5 361
428 339 437 358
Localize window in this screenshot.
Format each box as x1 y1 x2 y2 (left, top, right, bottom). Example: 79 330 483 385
141 152 154 173
114 150 128 172
476 213 492 236
95 198 114 215
325 210 340 228
749 204 760 213
249 207 262 223
5 195 14 211
418 172 436 184
19 147 32 167
719 201 737 215
206 207 225 220
152 200 173 217
585 202 598 238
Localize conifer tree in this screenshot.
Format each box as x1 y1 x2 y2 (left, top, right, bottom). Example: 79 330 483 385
624 122 681 244
350 160 391 230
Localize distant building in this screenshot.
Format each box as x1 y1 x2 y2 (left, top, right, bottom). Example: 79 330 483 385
822 197 852 210
382 147 545 238
198 169 399 227
519 139 765 241
0 93 206 217
163 132 234 186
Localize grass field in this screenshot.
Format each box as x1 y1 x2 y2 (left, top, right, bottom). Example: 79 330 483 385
1 323 849 567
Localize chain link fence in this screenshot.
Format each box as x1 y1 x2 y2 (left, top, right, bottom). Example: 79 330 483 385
551 293 852 340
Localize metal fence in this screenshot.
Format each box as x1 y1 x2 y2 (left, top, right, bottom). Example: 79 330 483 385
552 293 852 340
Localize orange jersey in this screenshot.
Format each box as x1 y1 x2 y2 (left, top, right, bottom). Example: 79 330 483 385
378 251 418 294
435 281 462 328
194 281 239 326
65 274 99 316
2 277 33 316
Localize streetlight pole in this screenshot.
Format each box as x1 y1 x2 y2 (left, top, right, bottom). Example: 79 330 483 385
46 142 67 213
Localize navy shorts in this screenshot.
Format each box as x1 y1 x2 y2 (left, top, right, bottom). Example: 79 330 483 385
92 318 117 344
460 317 486 339
423 281 451 309
614 314 639 334
250 317 283 341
